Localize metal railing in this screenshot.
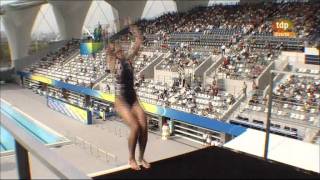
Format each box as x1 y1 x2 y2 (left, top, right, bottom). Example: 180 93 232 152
0 116 91 179
64 134 118 164
93 122 129 138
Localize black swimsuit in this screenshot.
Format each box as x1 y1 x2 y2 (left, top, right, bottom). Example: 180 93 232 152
115 58 137 107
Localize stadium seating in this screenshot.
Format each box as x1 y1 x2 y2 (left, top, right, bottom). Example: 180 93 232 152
21 1 319 143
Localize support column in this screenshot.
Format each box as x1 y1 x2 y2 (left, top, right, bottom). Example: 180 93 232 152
159 116 165 129
106 0 147 32
168 119 175 135
15 141 31 179
175 0 209 13
85 95 91 108
49 0 92 40
2 5 40 64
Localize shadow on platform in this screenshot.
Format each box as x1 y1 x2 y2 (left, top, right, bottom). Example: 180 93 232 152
92 146 319 179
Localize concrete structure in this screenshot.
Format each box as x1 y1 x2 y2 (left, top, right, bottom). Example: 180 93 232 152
0 0 217 63
1 5 41 63
49 1 92 40
0 83 202 179
106 0 147 31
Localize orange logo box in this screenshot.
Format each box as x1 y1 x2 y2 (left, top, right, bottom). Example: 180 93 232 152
272 19 296 37
273 32 296 38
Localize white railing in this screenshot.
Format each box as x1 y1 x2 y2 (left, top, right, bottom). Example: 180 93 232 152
64 133 118 164
0 115 91 179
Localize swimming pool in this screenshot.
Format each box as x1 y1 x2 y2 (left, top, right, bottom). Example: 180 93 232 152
0 100 67 153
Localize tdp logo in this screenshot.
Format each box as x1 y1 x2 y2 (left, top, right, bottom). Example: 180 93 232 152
276 21 289 30
272 19 295 37
272 19 293 32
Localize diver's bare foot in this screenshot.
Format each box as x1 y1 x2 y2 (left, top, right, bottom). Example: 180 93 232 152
129 159 141 171
138 159 151 169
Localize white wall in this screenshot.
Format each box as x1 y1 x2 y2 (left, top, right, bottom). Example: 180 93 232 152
154 69 179 85
282 51 319 70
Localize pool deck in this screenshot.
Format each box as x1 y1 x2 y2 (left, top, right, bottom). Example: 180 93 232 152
0 83 202 179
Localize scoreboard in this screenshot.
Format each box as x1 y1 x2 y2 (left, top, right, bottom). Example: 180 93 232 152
304 47 320 65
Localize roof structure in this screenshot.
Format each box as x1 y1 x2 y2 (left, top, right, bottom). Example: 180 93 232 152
1 0 210 62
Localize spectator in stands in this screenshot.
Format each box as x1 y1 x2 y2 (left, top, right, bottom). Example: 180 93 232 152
252 80 258 96
212 78 217 86
223 56 230 68
141 74 145 82
276 42 284 51
211 140 222 147
62 89 69 100
202 108 209 116
19 74 24 86
161 122 170 140
221 45 226 55
182 76 186 88
206 134 212 147
262 94 268 105
105 84 110 92
90 80 94 89
194 84 202 93
202 132 209 146
212 83 219 97
242 81 247 97
228 95 235 105
65 76 70 83
186 83 191 89
249 95 259 105
208 102 213 112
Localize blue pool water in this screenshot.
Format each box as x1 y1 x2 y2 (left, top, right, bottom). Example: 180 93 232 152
0 100 64 152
